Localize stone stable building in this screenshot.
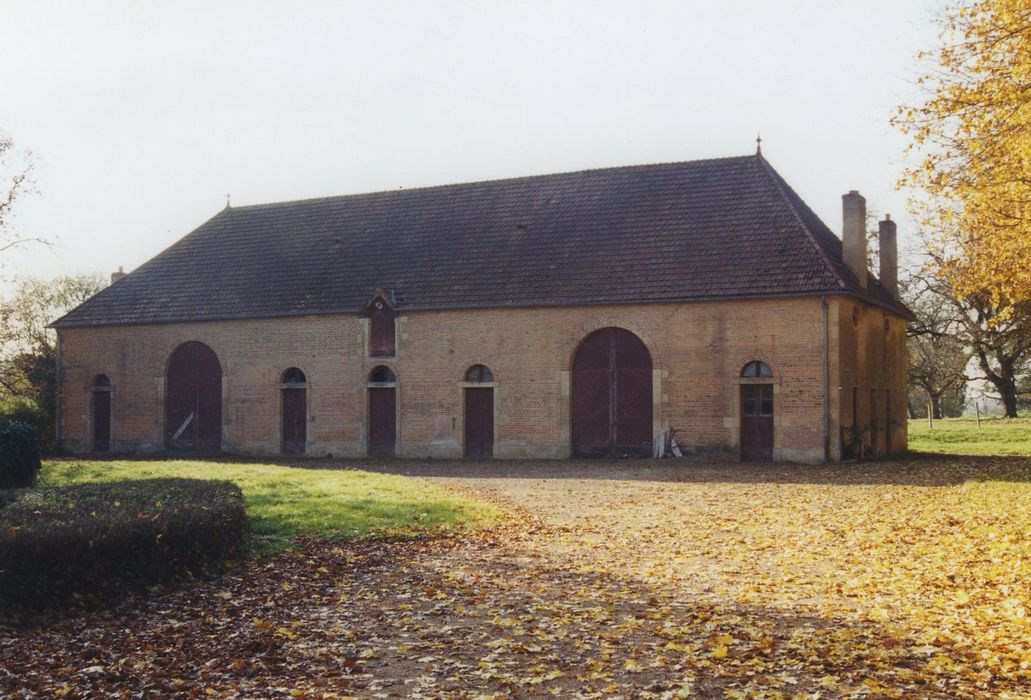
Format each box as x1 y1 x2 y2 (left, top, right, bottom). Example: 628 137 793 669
53 153 911 462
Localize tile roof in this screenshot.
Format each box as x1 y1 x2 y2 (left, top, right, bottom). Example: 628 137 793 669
54 154 912 328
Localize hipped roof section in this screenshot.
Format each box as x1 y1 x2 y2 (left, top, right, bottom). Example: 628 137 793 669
54 154 912 328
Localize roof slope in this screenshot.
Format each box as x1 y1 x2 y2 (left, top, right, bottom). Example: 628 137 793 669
54 154 911 328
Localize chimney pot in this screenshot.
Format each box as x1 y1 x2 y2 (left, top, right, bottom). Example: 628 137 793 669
842 191 868 288
110 266 126 285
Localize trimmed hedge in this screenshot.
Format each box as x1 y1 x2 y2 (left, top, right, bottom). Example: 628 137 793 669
0 478 246 608
0 421 41 489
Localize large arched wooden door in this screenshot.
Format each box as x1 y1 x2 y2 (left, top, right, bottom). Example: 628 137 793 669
165 342 222 450
571 327 653 457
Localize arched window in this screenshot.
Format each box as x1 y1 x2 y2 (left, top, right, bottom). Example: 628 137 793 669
281 367 307 385
92 374 111 388
464 364 494 383
741 360 773 378
368 365 397 383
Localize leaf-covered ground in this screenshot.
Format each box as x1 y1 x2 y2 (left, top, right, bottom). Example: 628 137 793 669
2 456 1029 698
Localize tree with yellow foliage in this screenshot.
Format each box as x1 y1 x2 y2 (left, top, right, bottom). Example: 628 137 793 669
895 0 1031 309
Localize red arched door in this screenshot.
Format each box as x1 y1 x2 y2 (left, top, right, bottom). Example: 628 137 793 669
464 364 494 458
740 361 774 461
281 368 307 455
165 342 222 450
367 366 397 457
572 327 653 457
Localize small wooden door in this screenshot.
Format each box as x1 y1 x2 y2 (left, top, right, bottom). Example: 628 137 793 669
740 384 773 461
281 388 306 454
368 387 396 456
92 391 111 452
464 387 494 458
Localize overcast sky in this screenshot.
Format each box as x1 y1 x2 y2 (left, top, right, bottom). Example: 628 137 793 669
1 0 941 286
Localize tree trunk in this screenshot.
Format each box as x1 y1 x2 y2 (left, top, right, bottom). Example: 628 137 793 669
1000 382 1019 418
975 349 1020 418
930 392 944 420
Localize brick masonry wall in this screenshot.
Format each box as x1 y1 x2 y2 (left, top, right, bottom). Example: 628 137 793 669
57 296 906 462
833 296 909 459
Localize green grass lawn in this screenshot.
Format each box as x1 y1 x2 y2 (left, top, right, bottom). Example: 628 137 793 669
908 416 1031 456
41 459 499 552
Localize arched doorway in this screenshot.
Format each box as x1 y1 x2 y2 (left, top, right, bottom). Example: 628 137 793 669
463 364 494 458
571 327 653 457
367 365 397 457
281 368 307 455
165 342 222 450
91 374 112 452
740 360 774 461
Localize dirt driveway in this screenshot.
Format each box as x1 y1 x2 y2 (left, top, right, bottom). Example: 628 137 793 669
3 457 1029 698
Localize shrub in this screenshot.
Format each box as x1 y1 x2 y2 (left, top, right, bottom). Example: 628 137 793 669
0 478 246 608
0 421 41 489
0 397 51 455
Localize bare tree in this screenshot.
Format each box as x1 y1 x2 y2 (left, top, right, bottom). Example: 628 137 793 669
904 275 970 418
906 264 1031 418
0 133 42 268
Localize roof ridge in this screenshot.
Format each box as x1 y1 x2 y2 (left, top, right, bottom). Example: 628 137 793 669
755 154 847 291
229 154 759 212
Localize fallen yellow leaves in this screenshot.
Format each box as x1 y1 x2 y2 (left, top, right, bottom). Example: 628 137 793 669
0 457 1028 698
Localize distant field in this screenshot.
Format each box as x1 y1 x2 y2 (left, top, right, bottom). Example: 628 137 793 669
908 416 1031 456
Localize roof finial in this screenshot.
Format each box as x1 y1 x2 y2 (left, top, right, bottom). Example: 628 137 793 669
225 193 231 209
755 132 762 156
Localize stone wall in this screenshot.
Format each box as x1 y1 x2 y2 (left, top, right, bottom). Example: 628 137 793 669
833 297 909 459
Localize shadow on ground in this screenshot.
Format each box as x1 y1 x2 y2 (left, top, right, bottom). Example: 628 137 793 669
335 452 1031 486
50 451 1031 485
0 536 1014 698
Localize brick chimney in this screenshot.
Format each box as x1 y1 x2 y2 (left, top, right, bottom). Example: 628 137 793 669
842 190 867 288
110 266 126 285
878 214 898 298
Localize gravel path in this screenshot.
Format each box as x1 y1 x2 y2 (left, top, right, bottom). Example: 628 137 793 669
3 456 1028 698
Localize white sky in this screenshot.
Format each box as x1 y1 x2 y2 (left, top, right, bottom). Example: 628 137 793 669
0 0 941 285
